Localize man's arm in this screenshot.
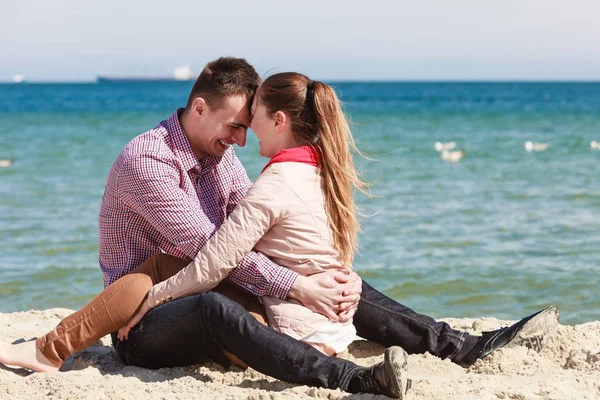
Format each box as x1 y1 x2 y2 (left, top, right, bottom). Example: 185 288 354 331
146 167 285 306
119 152 359 313
118 152 296 299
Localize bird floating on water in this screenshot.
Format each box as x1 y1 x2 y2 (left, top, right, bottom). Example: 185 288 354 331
0 159 13 167
434 141 457 152
524 141 551 152
591 141 600 150
441 149 464 163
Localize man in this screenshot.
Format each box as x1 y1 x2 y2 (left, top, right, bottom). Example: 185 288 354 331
100 56 557 392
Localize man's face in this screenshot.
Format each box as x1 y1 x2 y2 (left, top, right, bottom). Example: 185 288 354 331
192 94 251 157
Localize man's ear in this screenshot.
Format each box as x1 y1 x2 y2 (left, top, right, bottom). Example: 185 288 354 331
274 111 287 132
191 97 207 116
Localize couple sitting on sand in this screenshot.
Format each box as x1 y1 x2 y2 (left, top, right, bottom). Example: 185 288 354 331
0 57 559 399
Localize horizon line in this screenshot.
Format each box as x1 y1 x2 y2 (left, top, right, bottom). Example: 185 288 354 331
2 78 600 84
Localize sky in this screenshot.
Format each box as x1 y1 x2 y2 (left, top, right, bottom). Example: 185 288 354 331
1 0 600 81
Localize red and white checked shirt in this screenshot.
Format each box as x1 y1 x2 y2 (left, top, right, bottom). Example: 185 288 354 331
98 110 298 299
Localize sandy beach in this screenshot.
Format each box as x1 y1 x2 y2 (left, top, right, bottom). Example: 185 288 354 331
0 309 598 399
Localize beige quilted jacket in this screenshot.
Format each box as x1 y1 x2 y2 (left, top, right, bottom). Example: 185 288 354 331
146 162 351 340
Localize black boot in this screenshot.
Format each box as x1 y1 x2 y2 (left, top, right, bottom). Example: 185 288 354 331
455 305 559 367
348 346 411 399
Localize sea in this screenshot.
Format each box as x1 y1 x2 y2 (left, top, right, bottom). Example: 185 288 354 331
1 81 599 325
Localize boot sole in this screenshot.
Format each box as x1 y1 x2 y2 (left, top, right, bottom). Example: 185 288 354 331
384 346 411 399
505 305 560 353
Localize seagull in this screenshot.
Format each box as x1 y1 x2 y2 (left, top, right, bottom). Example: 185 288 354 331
434 141 457 152
0 159 13 167
524 141 551 152
591 141 599 150
441 149 464 163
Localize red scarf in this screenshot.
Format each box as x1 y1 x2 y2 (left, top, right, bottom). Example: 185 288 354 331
261 146 321 173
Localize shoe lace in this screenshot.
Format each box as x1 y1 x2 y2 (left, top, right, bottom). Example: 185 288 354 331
359 365 384 394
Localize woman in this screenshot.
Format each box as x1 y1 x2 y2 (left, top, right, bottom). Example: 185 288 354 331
0 72 410 398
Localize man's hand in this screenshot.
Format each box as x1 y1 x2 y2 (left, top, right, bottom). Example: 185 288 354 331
288 270 362 322
337 271 362 323
117 301 152 341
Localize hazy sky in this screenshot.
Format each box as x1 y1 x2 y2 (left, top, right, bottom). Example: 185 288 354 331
2 0 599 81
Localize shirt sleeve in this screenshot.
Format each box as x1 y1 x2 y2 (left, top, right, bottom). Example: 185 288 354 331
146 166 287 307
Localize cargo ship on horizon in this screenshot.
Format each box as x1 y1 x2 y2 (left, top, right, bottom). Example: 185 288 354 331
97 65 195 83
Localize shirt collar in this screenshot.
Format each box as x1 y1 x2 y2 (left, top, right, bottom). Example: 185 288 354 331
261 146 320 173
164 109 200 173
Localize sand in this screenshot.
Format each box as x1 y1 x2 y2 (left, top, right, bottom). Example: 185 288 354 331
1 308 599 400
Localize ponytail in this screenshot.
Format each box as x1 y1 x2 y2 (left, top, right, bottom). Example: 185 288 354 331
311 81 370 266
259 73 370 266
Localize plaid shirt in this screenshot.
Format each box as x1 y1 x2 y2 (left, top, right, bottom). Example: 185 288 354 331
98 110 298 299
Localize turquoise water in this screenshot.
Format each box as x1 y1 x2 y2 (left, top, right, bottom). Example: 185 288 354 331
1 82 599 324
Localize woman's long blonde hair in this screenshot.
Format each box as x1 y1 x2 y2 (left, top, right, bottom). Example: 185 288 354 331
259 73 369 266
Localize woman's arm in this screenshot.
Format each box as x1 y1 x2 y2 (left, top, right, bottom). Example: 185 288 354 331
145 166 285 307
223 155 299 299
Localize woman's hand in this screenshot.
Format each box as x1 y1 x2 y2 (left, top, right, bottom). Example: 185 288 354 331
117 301 152 341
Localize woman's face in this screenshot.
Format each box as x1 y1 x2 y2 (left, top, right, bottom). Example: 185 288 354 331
250 92 280 158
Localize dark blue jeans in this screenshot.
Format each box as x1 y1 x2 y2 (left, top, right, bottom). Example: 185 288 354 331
112 291 360 391
354 281 467 360
112 280 467 387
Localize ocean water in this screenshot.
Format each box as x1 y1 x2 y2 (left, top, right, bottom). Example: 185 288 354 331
1 81 599 325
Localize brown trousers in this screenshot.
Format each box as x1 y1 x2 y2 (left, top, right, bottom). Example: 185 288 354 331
36 253 266 368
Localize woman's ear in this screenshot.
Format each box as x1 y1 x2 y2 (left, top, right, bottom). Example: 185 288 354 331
274 111 287 132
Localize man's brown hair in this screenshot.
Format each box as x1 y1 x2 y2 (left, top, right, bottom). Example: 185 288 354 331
186 57 260 111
